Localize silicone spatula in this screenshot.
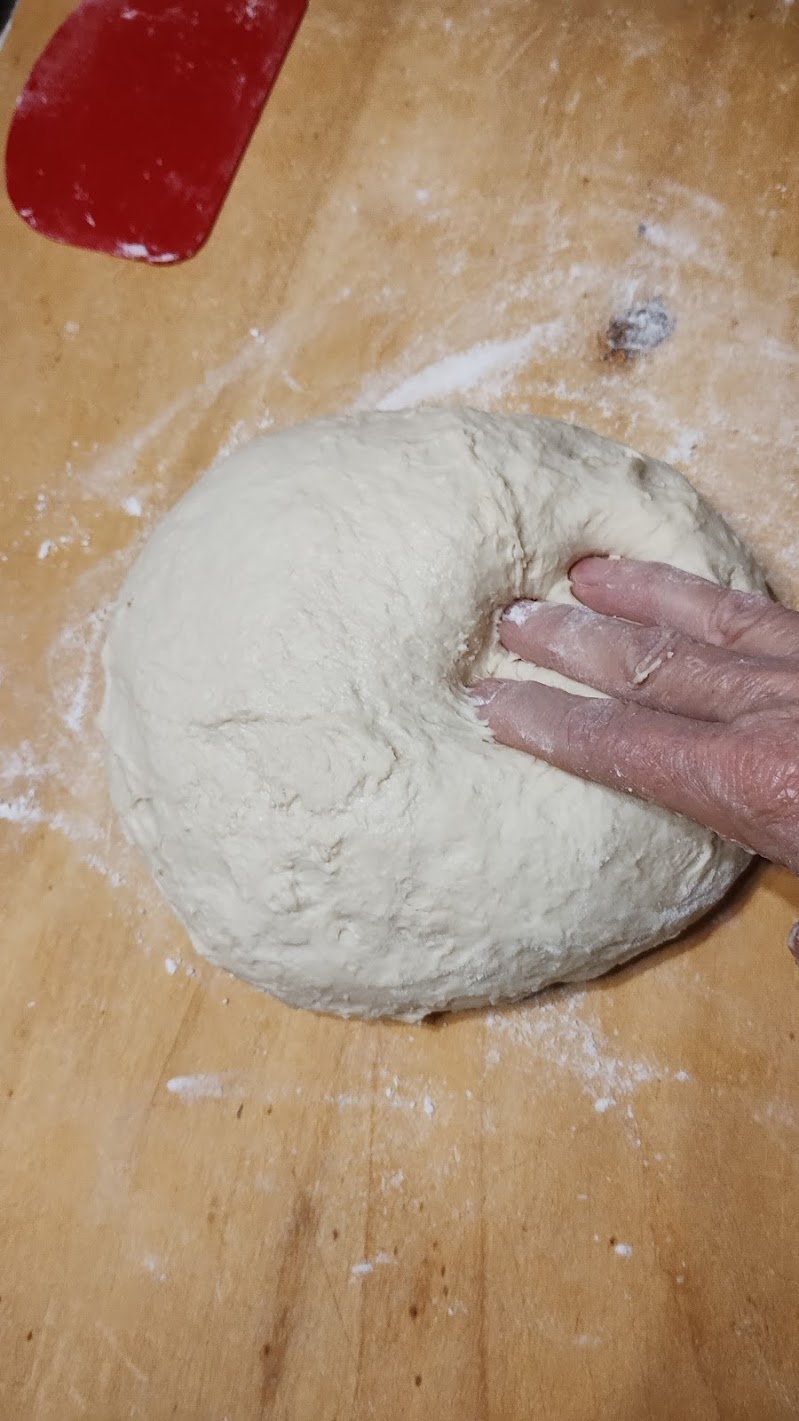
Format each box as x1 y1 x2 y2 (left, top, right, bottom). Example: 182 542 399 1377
5 0 308 264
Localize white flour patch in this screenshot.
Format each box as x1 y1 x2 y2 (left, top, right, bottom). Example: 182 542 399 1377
324 1088 444 1116
0 790 43 825
52 608 108 735
214 410 275 461
638 221 703 265
0 543 167 893
350 1252 396 1278
486 990 668 1106
76 325 284 510
142 1254 168 1283
165 1073 243 1101
753 1100 798 1130
369 322 564 410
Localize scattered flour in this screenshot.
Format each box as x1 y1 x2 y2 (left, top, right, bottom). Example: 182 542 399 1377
752 1100 799 1131
371 323 564 409
485 991 665 1107
350 1252 396 1278
165 1074 241 1101
0 791 41 824
142 1254 168 1283
153 985 692 1126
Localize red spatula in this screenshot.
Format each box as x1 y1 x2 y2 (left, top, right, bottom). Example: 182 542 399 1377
5 0 308 264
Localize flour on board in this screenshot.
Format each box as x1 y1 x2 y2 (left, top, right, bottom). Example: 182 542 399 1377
350 1253 396 1278
165 1073 246 1101
485 989 692 1110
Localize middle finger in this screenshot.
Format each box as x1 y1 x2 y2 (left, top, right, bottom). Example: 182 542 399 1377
499 601 798 722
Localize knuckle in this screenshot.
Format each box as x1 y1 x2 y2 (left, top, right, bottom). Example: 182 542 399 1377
624 628 684 692
748 666 799 711
562 694 633 779
561 695 610 761
728 719 799 824
706 590 775 649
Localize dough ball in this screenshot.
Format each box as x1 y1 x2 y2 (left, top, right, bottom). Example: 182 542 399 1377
100 408 763 1019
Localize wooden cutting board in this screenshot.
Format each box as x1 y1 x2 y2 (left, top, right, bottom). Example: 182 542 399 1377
1 2 797 1417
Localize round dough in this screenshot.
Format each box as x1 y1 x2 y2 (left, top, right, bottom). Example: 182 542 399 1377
100 408 763 1020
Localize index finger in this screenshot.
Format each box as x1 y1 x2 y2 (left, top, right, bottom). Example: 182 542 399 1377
472 677 745 850
571 558 799 660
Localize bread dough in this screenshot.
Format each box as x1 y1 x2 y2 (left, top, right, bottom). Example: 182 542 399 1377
100 408 763 1019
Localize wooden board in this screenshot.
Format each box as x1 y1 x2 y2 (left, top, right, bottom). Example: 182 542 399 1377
1 1 797 1416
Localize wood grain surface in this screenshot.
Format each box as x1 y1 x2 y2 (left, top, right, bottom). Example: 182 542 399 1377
1 2 797 1417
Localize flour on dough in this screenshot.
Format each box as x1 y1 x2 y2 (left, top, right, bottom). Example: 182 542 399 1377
100 408 764 1019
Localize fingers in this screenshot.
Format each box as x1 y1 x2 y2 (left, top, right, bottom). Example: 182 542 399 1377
471 678 742 847
499 601 798 722
571 557 799 660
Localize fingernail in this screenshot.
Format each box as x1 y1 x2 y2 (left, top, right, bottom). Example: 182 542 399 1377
501 599 542 626
569 555 610 584
468 684 499 709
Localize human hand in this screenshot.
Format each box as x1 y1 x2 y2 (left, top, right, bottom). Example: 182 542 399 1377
472 557 799 876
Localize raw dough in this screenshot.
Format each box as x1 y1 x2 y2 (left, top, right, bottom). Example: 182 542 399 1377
100 408 764 1019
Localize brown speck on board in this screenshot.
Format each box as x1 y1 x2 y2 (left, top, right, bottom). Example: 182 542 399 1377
415 1375 422 1388
600 295 674 363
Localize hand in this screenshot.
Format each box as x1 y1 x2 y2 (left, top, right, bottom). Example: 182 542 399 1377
472 557 799 876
